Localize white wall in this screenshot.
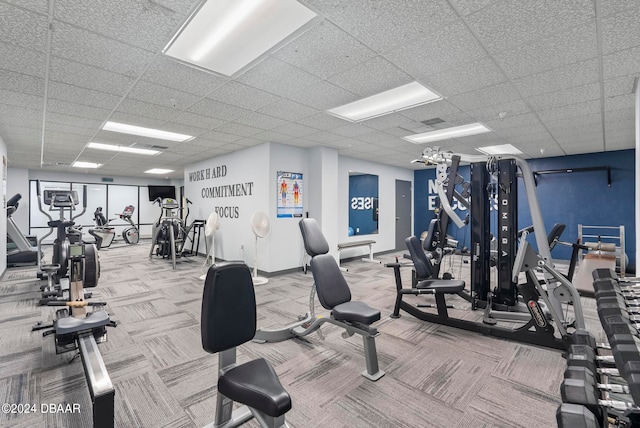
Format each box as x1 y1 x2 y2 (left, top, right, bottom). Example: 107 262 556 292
0 136 7 276
183 144 270 271
183 143 415 274
338 156 414 259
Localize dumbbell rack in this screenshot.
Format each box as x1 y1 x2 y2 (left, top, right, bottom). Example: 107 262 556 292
557 269 640 427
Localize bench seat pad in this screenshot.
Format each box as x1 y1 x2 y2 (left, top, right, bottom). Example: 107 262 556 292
416 279 465 293
218 358 292 418
332 301 380 325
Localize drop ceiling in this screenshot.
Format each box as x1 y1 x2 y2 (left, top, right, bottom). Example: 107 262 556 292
0 0 638 179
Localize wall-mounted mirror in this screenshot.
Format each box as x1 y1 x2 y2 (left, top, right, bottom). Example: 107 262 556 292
348 172 379 235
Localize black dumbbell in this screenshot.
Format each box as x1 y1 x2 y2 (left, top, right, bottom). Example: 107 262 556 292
556 403 599 428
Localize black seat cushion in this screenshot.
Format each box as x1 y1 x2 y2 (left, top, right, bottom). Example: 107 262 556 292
201 262 256 353
416 279 465 293
299 218 329 257
405 235 435 279
218 358 292 418
309 253 351 310
332 301 380 325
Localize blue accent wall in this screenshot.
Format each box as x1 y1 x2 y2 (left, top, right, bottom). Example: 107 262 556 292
414 149 635 268
349 174 378 235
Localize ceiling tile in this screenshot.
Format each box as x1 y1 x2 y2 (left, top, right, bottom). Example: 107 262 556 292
117 98 181 122
127 80 202 110
603 75 639 97
424 56 507 96
605 93 635 111
386 20 486 78
197 130 242 144
207 81 280 111
304 131 342 144
465 100 531 122
447 0 498 16
445 82 521 112
170 111 226 130
0 88 43 110
0 2 49 52
295 112 350 130
513 58 600 97
234 112 289 131
143 56 228 96
536 99 601 122
483 112 543 131
600 10 640 54
45 121 94 137
54 0 186 52
47 99 111 121
48 81 122 110
599 0 639 17
604 106 635 123
602 45 640 79
0 69 44 96
549 122 603 139
526 82 601 111
50 20 156 77
465 0 594 53
492 22 598 79
274 20 377 79
359 113 415 131
0 41 46 77
271 122 319 138
257 99 319 122
46 112 102 130
286 80 358 110
214 122 263 138
237 57 322 99
49 56 136 96
305 0 458 53
543 113 602 133
331 124 376 137
188 98 252 122
327 56 412 97
251 130 292 143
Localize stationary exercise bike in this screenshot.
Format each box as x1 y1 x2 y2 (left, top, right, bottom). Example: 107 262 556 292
89 205 139 249
36 182 100 304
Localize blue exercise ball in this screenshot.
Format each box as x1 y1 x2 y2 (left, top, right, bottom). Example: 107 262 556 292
348 226 355 236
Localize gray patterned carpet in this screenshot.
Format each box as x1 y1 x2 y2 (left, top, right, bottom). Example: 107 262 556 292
0 243 603 427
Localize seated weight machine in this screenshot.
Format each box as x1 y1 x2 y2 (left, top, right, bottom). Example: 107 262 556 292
149 197 186 270
390 148 585 350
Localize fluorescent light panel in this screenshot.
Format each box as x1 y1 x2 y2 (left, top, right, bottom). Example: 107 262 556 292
87 142 160 155
403 122 491 144
102 121 192 142
476 144 523 155
145 168 174 174
164 0 317 76
73 161 101 169
327 82 443 122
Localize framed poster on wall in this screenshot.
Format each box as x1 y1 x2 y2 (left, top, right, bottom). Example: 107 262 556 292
276 171 303 218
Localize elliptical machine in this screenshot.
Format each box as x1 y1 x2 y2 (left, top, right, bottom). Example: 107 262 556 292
36 182 100 303
149 197 185 270
116 205 139 244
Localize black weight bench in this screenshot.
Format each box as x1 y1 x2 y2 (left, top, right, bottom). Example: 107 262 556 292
202 262 292 427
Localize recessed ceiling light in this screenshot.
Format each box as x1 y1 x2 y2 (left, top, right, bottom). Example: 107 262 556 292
72 161 102 169
102 121 192 142
403 123 491 144
87 142 160 155
476 144 523 155
327 82 443 122
164 0 317 77
145 168 174 174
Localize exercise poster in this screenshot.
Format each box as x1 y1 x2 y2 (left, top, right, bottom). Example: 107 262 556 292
277 171 303 218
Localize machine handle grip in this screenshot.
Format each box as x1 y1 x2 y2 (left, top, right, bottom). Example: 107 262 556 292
36 180 41 196
83 185 87 208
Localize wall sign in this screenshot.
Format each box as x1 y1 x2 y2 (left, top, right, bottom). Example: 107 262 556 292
188 164 254 219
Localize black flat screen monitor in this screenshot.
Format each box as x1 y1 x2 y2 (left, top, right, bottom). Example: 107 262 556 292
147 185 176 201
